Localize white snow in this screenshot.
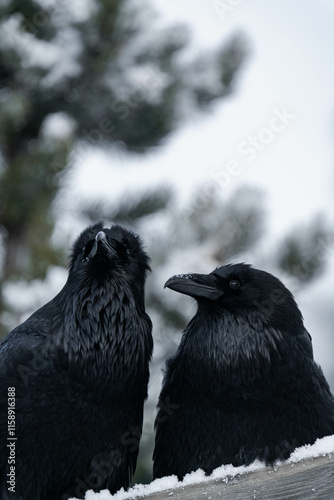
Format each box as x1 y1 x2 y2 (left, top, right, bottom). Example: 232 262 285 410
287 434 334 463
73 434 334 500
40 112 77 141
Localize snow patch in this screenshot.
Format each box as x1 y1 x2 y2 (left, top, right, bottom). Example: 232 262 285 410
287 434 334 463
73 435 334 500
41 112 77 141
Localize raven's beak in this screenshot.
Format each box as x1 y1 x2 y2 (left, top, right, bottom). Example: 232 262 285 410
95 231 118 258
95 231 107 243
164 273 223 300
85 231 118 262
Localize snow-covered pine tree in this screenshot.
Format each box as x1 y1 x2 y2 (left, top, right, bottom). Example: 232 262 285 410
0 0 246 284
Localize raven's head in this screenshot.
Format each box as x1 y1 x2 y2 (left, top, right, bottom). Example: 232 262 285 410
58 223 152 374
165 263 306 340
69 222 150 293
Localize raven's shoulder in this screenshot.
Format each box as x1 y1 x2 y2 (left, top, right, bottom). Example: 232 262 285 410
292 327 313 359
0 298 62 381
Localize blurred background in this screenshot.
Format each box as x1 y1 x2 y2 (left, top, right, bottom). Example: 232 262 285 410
0 0 333 485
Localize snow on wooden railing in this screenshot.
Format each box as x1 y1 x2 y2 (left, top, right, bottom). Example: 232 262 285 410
84 436 334 500
134 454 334 500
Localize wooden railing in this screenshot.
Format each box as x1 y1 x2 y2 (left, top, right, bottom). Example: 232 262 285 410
134 453 334 500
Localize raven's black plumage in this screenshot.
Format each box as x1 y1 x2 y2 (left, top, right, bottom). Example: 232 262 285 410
153 263 334 479
0 223 153 499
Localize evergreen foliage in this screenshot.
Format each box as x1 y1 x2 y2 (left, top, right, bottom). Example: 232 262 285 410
0 0 246 281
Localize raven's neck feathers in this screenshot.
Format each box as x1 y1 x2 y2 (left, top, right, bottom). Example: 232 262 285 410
178 308 287 383
55 278 152 380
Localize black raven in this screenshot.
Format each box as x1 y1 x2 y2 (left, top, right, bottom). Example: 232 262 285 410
153 263 334 479
0 223 153 500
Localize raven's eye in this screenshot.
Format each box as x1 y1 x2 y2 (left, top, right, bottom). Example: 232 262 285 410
114 241 130 261
83 240 94 260
229 280 240 289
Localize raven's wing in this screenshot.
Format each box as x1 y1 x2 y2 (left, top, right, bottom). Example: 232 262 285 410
295 326 313 359
0 303 63 498
0 299 62 388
